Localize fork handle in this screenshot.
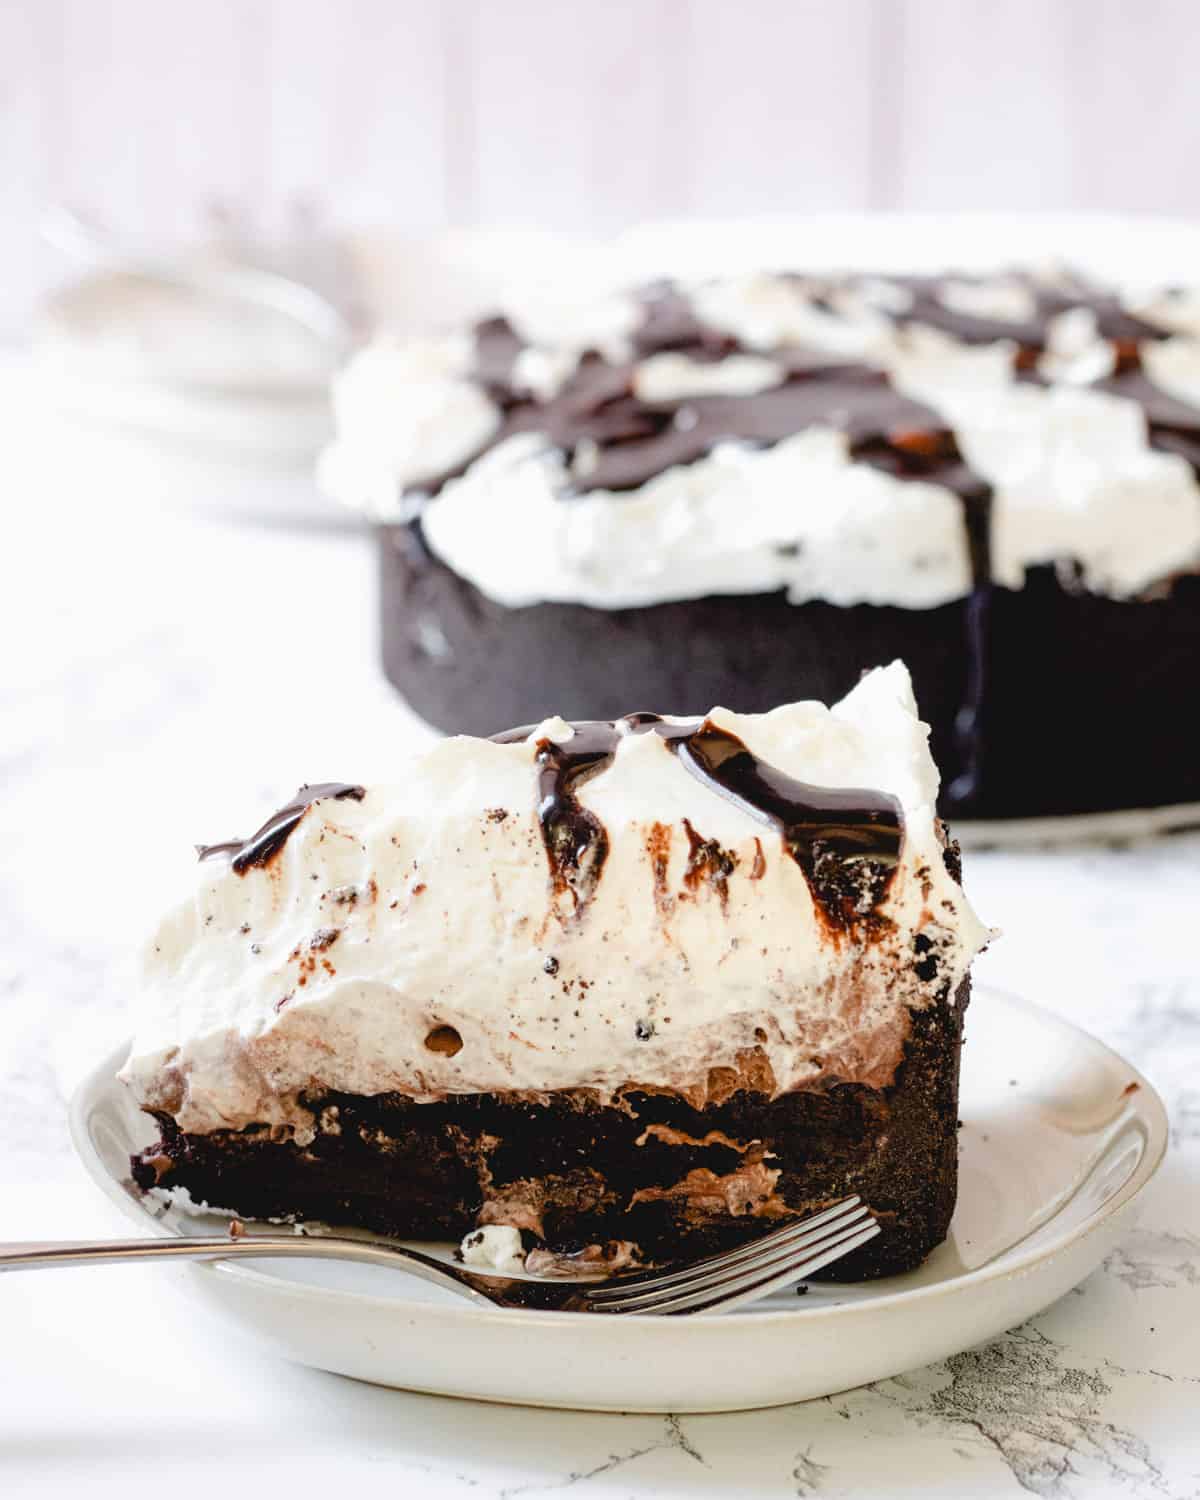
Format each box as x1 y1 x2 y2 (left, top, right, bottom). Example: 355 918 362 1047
3 1234 346 1269
0 1233 495 1302
1 1234 431 1273
0 1235 586 1311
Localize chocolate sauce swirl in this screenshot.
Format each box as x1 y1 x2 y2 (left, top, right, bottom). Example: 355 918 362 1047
198 784 365 874
496 715 902 929
878 271 1166 354
1099 365 1200 474
427 271 1179 506
453 330 986 505
531 725 617 915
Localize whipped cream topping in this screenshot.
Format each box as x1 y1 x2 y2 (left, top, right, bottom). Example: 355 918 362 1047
690 273 897 360
321 266 1200 606
1035 309 1118 385
421 430 974 610
1125 285 1200 338
887 324 1018 407
631 351 786 402
317 336 500 520
510 345 582 402
460 1225 527 1273
1141 336 1200 412
954 385 1200 596
121 664 990 1142
502 287 641 363
936 278 1038 325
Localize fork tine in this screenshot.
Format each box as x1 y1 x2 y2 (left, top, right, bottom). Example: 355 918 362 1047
587 1201 874 1313
601 1218 878 1317
588 1201 870 1311
585 1197 862 1304
651 1221 881 1316
590 1207 871 1314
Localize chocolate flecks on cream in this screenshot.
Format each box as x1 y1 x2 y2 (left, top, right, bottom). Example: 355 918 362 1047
680 818 738 910
645 821 674 916
198 783 365 874
498 713 903 930
913 932 940 983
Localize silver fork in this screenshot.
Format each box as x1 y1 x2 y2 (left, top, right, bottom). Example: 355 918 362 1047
0 1197 878 1315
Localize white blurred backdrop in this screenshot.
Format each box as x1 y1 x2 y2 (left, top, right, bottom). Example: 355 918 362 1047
4 0 1200 337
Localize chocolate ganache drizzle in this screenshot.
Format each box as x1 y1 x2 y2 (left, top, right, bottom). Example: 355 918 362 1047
470 301 986 500
529 725 617 915
1098 366 1200 473
198 784 366 874
420 272 1200 813
496 715 903 930
877 272 1165 358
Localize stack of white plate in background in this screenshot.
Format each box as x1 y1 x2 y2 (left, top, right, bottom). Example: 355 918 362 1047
30 213 359 526
30 222 594 527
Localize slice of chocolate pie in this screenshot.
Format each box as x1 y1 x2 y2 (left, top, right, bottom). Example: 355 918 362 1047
123 663 990 1279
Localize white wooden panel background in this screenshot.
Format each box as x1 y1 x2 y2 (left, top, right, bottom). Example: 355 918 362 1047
3 0 1200 335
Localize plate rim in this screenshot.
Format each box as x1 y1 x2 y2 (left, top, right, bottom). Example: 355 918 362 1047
69 985 1168 1332
953 801 1200 848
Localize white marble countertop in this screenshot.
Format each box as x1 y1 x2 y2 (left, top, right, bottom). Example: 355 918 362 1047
2 380 1199 1497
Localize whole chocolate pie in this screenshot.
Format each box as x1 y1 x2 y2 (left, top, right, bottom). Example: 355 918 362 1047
321 267 1200 820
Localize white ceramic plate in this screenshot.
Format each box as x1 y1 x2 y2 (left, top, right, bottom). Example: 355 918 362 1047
71 986 1166 1414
